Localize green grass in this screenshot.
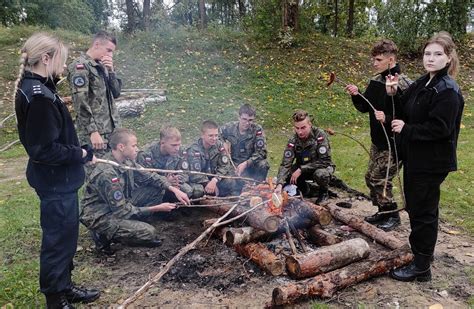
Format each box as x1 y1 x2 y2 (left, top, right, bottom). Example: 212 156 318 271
0 25 473 306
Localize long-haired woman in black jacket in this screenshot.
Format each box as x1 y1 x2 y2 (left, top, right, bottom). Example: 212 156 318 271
15 33 99 308
386 32 464 282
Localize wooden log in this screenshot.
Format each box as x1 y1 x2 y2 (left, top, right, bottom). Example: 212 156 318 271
272 246 414 305
307 225 342 246
277 200 332 233
326 202 405 249
286 238 370 279
235 242 285 276
204 200 281 233
224 226 270 246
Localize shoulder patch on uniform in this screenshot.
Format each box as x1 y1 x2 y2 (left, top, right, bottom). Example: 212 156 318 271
256 139 265 148
76 64 85 70
256 130 263 136
194 152 201 157
32 84 43 96
219 147 225 152
73 76 86 87
193 162 201 170
317 136 325 143
113 190 123 201
181 161 189 170
111 177 120 183
145 157 152 162
284 150 294 158
287 143 295 148
221 155 229 164
318 146 327 154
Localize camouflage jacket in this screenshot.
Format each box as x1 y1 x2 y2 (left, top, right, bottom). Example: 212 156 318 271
276 127 334 184
186 138 234 185
136 141 190 183
67 52 122 145
80 152 171 223
219 121 267 166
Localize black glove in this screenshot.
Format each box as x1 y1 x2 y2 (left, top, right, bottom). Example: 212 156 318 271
81 144 94 163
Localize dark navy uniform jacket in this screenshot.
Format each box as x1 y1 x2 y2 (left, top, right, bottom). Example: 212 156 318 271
16 71 86 193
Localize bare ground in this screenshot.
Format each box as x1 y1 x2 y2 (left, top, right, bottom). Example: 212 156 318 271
1 156 472 308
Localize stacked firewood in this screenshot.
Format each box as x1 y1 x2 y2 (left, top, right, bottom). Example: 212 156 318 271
200 183 413 306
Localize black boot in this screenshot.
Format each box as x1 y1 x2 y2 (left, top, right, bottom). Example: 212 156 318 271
377 213 401 231
364 202 395 224
389 261 431 282
46 293 75 309
316 187 329 204
65 286 100 304
90 230 114 255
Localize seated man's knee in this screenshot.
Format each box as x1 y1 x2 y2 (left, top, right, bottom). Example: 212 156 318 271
313 167 333 186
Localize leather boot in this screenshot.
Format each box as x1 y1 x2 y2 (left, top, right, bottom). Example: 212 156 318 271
90 230 114 255
364 202 395 224
377 202 401 230
46 293 75 309
65 286 100 304
389 261 431 282
316 187 329 204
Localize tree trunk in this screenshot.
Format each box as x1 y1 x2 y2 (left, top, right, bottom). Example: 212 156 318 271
199 0 207 29
286 238 370 279
235 242 285 276
238 0 246 18
334 0 338 37
326 202 405 249
125 0 135 33
282 0 299 30
307 225 342 246
272 247 414 305
346 0 354 37
225 226 271 246
143 0 151 31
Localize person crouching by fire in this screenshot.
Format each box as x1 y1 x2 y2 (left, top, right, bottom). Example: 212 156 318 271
187 120 241 197
274 110 335 204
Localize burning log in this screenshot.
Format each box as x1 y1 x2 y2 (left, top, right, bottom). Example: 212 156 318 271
307 225 342 246
326 202 405 249
224 227 271 246
235 242 285 276
276 200 332 233
271 246 414 305
285 238 370 279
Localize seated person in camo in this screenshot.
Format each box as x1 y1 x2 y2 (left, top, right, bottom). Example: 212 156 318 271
186 120 241 197
136 126 203 199
274 110 335 203
80 128 190 253
219 104 270 182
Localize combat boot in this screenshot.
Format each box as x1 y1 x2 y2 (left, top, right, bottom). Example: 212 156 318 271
389 261 431 282
316 187 329 204
377 202 401 231
46 293 75 309
65 286 100 304
364 202 395 224
90 230 114 255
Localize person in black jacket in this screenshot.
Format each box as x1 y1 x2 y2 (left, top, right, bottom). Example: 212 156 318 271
345 39 411 231
14 33 100 308
386 32 464 282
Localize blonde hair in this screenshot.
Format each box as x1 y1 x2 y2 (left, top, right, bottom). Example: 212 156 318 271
423 31 459 78
160 126 181 142
13 32 68 98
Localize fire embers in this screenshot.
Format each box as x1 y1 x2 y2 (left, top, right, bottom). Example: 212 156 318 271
242 183 289 215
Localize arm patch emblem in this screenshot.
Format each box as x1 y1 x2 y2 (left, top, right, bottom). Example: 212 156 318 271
113 190 123 201
193 162 201 170
318 146 327 154
181 161 189 169
221 155 229 164
73 76 85 87
256 139 265 148
284 150 293 158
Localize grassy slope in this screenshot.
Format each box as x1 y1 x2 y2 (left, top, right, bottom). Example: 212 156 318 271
0 26 472 306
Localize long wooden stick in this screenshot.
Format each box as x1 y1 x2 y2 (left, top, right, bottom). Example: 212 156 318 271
118 199 269 308
95 158 262 183
0 113 15 128
0 139 20 152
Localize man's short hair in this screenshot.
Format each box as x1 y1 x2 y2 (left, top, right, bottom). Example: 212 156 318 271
93 30 117 46
201 120 219 132
160 126 181 141
292 110 310 122
109 128 135 149
371 39 398 57
239 104 256 117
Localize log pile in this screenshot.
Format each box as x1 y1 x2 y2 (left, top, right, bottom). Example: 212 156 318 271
116 90 167 118
196 184 411 306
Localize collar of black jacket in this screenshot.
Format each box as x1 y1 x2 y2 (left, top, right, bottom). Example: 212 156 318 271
23 71 58 92
424 66 450 88
377 63 401 79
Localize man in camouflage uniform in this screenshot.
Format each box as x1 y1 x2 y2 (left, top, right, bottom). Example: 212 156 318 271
136 126 204 199
219 104 270 181
80 129 190 252
274 110 335 204
345 39 411 230
68 31 121 152
187 120 240 197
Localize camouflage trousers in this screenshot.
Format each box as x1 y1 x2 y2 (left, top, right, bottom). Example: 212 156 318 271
241 159 270 182
365 144 400 207
191 178 241 198
164 182 205 200
88 186 164 246
285 165 335 196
